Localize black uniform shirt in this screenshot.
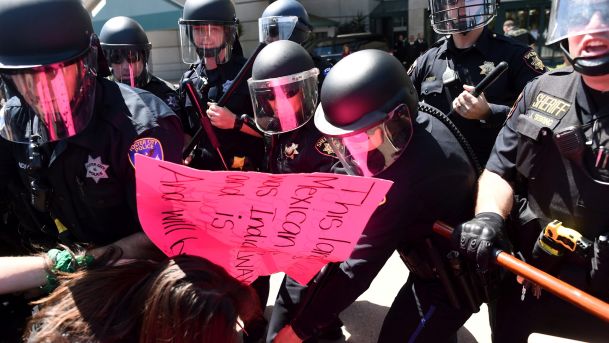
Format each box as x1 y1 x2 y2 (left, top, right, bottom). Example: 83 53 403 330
0 79 183 245
143 74 182 116
291 110 476 338
409 28 545 164
180 55 265 171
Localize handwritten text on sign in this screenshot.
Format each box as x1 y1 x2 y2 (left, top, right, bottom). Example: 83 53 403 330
135 155 393 284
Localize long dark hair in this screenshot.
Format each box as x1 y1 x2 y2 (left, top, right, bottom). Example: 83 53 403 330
26 255 261 343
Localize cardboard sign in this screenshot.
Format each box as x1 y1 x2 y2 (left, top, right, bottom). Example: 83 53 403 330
135 155 393 284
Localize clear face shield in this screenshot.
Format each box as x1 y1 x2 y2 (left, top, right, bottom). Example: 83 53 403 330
0 45 98 144
324 104 414 177
258 16 299 43
104 48 151 88
248 68 319 134
179 20 237 65
430 0 497 34
546 0 609 45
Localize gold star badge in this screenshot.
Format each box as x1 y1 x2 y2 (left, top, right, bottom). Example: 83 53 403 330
285 143 299 160
479 61 495 75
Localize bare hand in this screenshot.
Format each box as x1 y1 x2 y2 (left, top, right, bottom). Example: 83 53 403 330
207 102 237 129
452 85 491 120
274 325 303 343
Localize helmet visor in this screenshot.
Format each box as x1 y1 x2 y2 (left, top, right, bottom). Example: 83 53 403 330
430 0 497 34
248 68 319 134
104 48 148 87
325 104 413 177
258 16 299 43
179 20 237 64
0 49 97 143
546 0 609 45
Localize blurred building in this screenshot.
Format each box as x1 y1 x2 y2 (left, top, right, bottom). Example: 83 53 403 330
83 0 557 83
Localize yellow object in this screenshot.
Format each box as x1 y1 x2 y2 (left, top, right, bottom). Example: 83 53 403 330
232 156 245 170
544 220 582 252
54 218 68 234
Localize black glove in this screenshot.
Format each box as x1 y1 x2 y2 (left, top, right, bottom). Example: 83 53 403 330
453 212 511 272
591 234 609 299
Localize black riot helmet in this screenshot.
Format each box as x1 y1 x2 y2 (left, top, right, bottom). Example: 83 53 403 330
260 0 313 44
179 0 239 65
0 0 102 144
248 40 319 134
100 16 153 88
429 0 498 34
547 0 609 76
314 50 418 176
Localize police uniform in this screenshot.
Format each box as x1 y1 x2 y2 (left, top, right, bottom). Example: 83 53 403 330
0 79 183 246
143 74 182 116
486 67 609 342
288 108 477 342
179 52 265 171
409 27 546 164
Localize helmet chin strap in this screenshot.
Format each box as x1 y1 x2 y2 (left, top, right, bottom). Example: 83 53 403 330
561 40 609 77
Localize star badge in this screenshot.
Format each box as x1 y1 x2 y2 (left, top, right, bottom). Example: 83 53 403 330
284 143 299 160
479 61 495 76
85 155 109 183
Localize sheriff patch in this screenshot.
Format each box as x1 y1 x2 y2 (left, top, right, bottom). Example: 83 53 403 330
479 61 495 75
524 50 545 72
527 92 571 128
315 137 338 158
128 137 164 167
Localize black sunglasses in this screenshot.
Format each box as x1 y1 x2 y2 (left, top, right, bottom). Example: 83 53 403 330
107 50 143 65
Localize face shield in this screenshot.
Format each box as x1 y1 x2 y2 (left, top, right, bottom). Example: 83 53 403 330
546 0 609 45
179 20 237 65
248 67 319 134
430 0 497 34
0 46 98 144
323 104 413 177
258 16 299 43
103 48 151 88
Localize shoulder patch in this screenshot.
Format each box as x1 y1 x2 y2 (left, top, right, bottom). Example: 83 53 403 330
523 49 545 73
526 91 571 128
128 137 164 168
323 67 332 77
507 92 523 120
315 136 338 158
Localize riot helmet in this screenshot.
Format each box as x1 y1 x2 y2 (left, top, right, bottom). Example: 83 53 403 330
248 40 319 134
179 0 239 65
0 0 100 144
314 50 418 177
429 0 497 34
100 16 153 88
259 0 313 44
547 0 609 76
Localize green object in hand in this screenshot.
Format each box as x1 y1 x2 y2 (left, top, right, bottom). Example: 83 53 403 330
41 249 94 293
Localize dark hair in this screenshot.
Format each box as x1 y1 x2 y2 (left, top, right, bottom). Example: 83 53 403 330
26 255 261 343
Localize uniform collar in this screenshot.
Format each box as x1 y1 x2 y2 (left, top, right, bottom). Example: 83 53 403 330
445 27 492 56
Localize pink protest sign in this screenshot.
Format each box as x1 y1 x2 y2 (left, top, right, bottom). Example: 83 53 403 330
135 155 393 285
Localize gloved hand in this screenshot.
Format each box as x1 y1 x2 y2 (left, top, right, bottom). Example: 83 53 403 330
590 234 609 299
453 212 511 272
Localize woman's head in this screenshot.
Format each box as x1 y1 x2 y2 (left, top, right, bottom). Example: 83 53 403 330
26 255 261 343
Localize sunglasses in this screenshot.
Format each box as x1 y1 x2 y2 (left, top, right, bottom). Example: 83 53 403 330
107 50 143 65
258 87 300 102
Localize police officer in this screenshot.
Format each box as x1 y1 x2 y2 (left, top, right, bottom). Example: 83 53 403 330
0 0 184 247
259 0 333 89
0 0 183 338
178 0 264 172
454 0 609 341
99 16 182 116
247 39 342 342
275 49 478 342
410 0 546 165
